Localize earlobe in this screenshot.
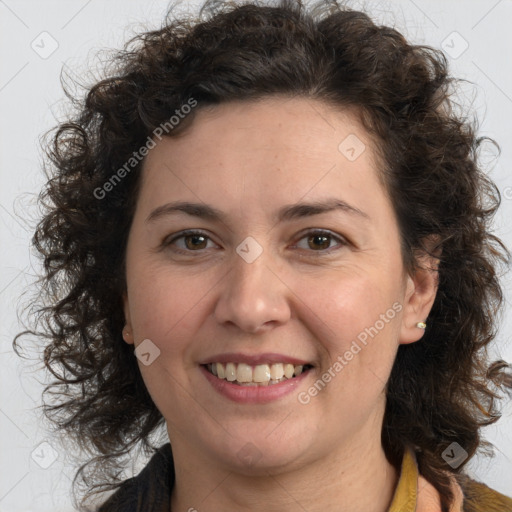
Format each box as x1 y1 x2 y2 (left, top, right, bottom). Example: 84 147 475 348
122 325 134 345
122 293 134 345
399 271 438 345
399 238 441 345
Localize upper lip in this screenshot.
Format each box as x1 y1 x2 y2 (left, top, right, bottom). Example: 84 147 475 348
199 352 313 366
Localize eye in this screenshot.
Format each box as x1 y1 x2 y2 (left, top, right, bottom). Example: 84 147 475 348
293 229 347 255
164 230 218 254
163 229 347 256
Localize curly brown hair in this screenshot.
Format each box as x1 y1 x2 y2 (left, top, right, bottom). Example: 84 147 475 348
15 0 512 510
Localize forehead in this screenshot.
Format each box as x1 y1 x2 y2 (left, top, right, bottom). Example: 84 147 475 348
154 97 372 162
136 97 392 228
143 98 379 177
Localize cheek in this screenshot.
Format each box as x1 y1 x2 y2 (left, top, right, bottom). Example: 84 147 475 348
126 264 207 410
293 268 401 393
126 259 207 350
297 268 397 345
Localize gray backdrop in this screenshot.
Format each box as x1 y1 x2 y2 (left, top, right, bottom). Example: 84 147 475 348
1 0 511 510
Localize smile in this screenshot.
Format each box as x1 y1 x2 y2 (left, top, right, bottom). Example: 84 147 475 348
204 362 314 386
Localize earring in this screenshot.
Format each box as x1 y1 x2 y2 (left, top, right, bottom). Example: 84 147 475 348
416 321 427 329
122 327 131 339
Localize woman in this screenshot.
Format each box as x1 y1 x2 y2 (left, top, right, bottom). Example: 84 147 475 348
16 0 512 511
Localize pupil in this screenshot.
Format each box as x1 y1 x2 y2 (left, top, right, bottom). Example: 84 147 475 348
186 235 206 250
309 234 329 250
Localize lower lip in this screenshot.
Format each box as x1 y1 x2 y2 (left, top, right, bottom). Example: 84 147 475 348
200 365 311 404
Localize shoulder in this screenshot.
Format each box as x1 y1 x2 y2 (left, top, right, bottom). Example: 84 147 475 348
98 443 174 512
459 476 512 512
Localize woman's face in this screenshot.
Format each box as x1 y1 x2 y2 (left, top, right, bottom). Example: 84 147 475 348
123 97 436 474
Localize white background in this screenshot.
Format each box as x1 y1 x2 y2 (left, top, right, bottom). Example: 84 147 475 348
1 0 511 510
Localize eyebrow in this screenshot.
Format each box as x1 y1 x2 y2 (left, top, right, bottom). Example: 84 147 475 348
146 198 370 224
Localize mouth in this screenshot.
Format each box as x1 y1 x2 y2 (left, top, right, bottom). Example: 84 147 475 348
201 362 315 386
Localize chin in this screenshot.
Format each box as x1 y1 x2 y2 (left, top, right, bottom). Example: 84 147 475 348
207 423 315 473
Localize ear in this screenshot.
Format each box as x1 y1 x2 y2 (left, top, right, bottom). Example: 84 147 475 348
122 292 134 345
399 236 441 345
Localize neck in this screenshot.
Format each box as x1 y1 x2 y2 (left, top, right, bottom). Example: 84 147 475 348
169 428 398 512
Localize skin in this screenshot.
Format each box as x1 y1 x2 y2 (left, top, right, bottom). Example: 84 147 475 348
122 97 439 512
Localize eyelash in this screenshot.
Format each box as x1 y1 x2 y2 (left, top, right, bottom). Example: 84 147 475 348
163 229 348 257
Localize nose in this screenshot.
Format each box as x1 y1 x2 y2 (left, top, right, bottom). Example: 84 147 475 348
213 244 291 334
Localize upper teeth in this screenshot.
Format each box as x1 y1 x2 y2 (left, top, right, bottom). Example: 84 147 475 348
209 362 306 385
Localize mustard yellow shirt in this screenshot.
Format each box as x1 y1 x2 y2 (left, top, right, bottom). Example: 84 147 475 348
389 448 512 512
